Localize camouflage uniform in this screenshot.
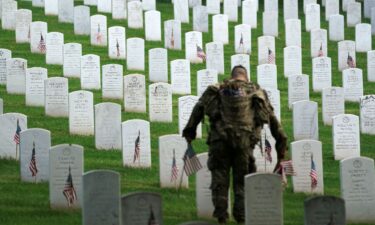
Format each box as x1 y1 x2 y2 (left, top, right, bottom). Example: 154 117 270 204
182 79 287 222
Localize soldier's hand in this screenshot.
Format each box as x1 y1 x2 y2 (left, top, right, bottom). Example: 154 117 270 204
185 136 193 144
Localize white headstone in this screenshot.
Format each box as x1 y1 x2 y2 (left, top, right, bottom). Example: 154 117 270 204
74 6 90 35
178 95 202 138
1 0 17 30
367 50 375 82
257 64 277 89
108 26 126 59
212 14 229 45
338 40 356 71
123 74 146 112
234 24 251 54
206 42 224 75
30 21 48 54
242 0 257 28
258 36 275 65
325 0 339 21
360 95 375 135
122 119 151 167
343 68 363 102
355 23 372 52
293 100 319 141
364 0 375 18
102 64 123 100
262 11 278 37
223 0 238 22
0 98 2 114
143 0 156 10
149 82 173 122
171 59 191 95
84 0 97 6
207 0 220 15
90 15 107 46
63 43 82 78
193 5 208 32
322 87 345 125
174 0 189 23
15 9 32 43
347 2 361 27
245 173 283 225
265 88 281 121
149 48 168 83
284 46 302 77
231 54 250 80
311 29 327 58
26 67 47 107
164 20 181 50
197 69 218 97
20 128 51 182
340 157 375 223
159 134 188 188
291 140 324 194
95 102 122 150
305 4 320 32
285 19 301 47
46 32 64 65
253 125 278 173
97 0 111 13
32 0 44 7
128 1 143 29
329 14 344 41
284 0 298 21
372 8 375 35
304 0 317 13
342 0 355 12
185 31 204 64
6 58 27 94
49 144 83 209
81 54 101 90
126 37 145 71
112 0 127 19
0 48 11 85
45 0 58 15
145 10 161 41
312 57 332 92
69 90 94 136
333 114 360 160
288 74 310 109
44 77 69 117
58 0 74 23
0 113 27 159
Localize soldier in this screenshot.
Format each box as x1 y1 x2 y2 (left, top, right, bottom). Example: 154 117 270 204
182 65 288 224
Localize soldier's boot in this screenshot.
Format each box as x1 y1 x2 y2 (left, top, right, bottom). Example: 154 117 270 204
218 217 227 225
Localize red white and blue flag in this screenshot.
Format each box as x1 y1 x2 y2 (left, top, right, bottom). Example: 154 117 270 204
347 53 356 68
37 33 46 53
317 43 324 57
196 45 206 61
29 142 38 177
170 149 179 182
268 48 275 64
133 130 141 163
13 119 21 145
182 144 202 176
310 155 318 190
62 166 77 207
264 137 272 163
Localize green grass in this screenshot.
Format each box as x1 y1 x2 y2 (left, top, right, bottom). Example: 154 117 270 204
0 1 374 224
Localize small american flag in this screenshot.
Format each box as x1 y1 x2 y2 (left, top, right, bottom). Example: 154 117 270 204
239 33 244 46
317 43 324 57
183 144 202 176
116 39 120 57
133 130 141 163
29 142 38 177
37 33 46 53
96 23 103 44
267 48 275 64
310 155 318 190
13 119 21 145
170 149 179 182
347 53 356 68
196 45 206 61
62 166 77 207
170 28 175 48
275 160 296 186
264 137 272 163
148 206 159 225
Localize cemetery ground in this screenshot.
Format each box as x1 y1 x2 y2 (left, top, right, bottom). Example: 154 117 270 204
0 1 374 225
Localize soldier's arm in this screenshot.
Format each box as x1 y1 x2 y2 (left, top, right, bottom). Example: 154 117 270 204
182 85 219 142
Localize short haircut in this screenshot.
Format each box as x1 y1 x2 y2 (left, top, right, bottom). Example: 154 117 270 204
231 65 248 81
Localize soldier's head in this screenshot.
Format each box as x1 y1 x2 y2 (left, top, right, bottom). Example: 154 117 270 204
231 65 248 82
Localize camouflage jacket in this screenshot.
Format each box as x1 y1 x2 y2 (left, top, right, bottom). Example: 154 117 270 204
182 79 288 159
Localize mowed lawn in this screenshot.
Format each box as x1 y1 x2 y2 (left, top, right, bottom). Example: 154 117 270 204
0 1 374 224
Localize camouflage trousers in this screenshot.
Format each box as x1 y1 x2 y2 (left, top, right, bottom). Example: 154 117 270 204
207 131 257 222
